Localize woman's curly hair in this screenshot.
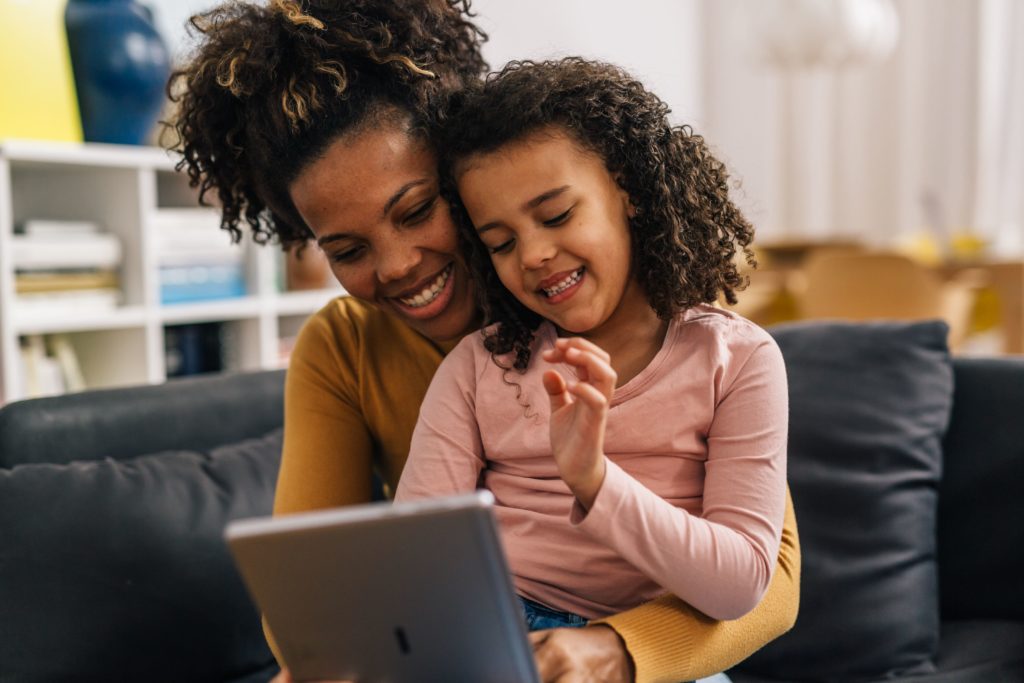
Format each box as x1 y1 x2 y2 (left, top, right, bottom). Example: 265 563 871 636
439 58 756 371
166 0 487 250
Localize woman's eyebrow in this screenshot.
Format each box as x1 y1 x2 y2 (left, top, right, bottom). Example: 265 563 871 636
317 232 351 247
476 185 571 234
382 179 430 218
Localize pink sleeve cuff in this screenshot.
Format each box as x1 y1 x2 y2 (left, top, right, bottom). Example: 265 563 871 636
569 457 631 530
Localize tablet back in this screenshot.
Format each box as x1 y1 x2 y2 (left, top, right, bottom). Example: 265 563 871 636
226 491 539 683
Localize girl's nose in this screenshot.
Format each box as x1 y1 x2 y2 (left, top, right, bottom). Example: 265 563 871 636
519 234 556 271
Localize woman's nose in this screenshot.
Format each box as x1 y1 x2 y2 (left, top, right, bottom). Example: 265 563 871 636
377 242 421 283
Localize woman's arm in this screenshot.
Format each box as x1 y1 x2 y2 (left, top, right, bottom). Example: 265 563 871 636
275 308 379 515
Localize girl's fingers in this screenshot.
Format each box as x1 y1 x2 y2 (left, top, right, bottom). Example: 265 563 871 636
562 348 616 398
568 379 610 411
542 369 572 411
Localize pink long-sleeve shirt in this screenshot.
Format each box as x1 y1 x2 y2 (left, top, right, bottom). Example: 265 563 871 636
395 305 788 621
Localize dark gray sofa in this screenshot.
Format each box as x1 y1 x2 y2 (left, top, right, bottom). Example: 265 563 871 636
0 322 1021 683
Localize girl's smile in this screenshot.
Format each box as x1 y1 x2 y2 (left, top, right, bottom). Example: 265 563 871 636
537 266 585 303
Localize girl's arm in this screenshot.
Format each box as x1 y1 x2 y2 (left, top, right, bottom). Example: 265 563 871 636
394 338 486 501
547 335 789 622
592 489 800 683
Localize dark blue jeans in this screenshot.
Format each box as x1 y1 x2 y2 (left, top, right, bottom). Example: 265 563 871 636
518 596 588 631
517 596 727 683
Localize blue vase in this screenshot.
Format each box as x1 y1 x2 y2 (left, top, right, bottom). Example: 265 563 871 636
64 0 172 145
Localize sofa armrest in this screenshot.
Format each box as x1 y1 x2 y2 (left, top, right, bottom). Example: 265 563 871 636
0 369 285 468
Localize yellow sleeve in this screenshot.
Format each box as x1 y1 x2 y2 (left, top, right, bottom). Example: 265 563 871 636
274 301 377 514
594 488 800 683
265 300 378 664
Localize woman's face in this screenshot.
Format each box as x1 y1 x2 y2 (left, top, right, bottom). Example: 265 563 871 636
289 123 479 343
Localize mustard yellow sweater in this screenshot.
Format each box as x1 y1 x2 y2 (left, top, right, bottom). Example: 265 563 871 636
274 297 800 683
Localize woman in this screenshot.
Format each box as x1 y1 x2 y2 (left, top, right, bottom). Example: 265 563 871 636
169 2 800 682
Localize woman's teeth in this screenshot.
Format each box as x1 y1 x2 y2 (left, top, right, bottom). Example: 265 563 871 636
399 266 450 308
542 268 583 297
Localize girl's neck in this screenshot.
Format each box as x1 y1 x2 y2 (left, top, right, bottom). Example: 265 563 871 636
556 283 669 387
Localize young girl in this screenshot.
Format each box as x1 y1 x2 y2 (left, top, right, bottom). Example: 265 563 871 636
395 58 788 633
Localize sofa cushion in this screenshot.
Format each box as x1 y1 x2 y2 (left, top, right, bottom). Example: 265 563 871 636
729 620 1024 683
939 358 1024 622
0 429 283 683
738 320 953 682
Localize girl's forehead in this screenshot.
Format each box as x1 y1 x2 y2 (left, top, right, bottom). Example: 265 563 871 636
454 126 596 179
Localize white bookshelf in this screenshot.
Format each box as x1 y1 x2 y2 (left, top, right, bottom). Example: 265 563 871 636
0 140 344 403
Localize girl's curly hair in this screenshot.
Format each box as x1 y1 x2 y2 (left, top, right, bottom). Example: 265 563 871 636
166 0 487 250
439 58 756 370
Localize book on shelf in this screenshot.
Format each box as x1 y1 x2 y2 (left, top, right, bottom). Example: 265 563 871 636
154 208 248 304
15 269 119 294
15 288 122 316
17 333 86 398
11 232 122 271
159 263 246 304
12 219 124 316
16 219 101 237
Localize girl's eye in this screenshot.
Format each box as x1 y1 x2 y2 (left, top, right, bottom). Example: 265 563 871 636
488 239 515 255
328 245 365 264
542 208 572 227
404 198 437 225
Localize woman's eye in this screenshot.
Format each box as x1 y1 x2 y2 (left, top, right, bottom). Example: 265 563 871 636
404 198 437 224
488 239 515 255
542 208 572 227
329 245 365 263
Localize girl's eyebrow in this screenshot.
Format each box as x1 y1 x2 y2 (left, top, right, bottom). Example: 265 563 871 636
476 185 571 234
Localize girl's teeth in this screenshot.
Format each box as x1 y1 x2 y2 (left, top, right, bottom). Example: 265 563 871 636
399 267 450 307
543 269 583 297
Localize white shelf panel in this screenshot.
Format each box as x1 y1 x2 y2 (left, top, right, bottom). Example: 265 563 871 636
272 288 345 316
159 296 263 324
13 305 149 335
0 139 178 170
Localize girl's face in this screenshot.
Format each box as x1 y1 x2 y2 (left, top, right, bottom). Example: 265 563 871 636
456 127 646 339
289 122 479 343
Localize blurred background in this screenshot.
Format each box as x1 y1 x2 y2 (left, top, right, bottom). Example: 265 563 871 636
1 0 1022 401
160 0 1024 355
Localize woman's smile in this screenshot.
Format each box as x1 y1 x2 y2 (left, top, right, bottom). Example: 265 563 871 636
389 263 457 319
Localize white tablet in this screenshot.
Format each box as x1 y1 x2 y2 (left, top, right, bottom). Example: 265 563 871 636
225 490 540 683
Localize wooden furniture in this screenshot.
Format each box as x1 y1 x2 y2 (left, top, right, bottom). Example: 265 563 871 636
791 251 979 349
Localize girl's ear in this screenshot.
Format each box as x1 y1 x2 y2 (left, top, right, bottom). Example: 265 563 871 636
614 173 637 218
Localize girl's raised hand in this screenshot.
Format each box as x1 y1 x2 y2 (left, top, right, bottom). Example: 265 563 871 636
540 337 616 510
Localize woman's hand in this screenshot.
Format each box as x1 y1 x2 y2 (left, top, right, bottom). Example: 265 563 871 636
269 625 633 683
530 625 634 682
541 337 616 509
269 669 353 683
